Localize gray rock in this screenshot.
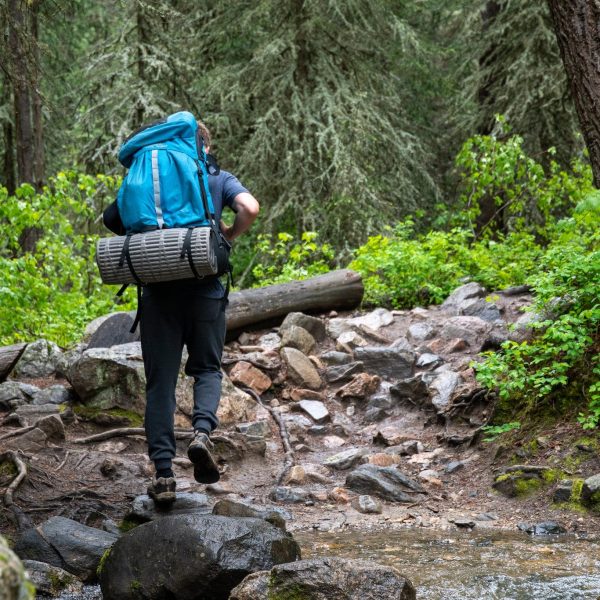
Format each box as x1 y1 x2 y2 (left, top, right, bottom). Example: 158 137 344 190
281 312 327 342
452 518 476 529
14 516 117 582
364 407 388 422
445 461 465 474
323 448 368 470
257 332 281 351
325 361 364 383
128 493 210 522
416 353 442 369
440 316 492 351
441 282 486 314
320 351 353 366
475 513 498 521
13 403 61 426
553 480 573 503
353 346 415 380
236 420 271 438
55 344 87 378
508 311 540 343
327 317 353 340
87 312 140 349
390 375 430 405
352 495 383 514
1 535 35 600
352 308 395 331
281 347 322 390
0 381 27 410
22 560 83 596
11 339 63 379
346 464 425 503
99 514 300 600
297 400 330 423
407 323 436 342
32 384 74 405
212 499 288 531
269 486 311 504
280 325 316 355
230 557 416 600
17 382 41 399
581 473 600 507
428 371 460 411
7 413 65 453
463 298 501 322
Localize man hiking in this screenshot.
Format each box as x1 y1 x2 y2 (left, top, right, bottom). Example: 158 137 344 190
103 118 259 504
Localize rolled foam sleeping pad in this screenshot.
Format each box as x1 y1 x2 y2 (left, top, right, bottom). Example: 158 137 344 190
96 227 217 285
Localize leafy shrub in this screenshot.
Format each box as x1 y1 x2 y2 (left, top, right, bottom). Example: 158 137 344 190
251 231 334 286
0 172 133 347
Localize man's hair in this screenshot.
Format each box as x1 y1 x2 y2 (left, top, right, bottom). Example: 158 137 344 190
197 120 212 150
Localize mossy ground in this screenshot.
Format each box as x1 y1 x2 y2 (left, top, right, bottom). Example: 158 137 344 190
74 404 143 427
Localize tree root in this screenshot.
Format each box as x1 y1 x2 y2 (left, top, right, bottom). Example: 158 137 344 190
0 424 36 442
0 450 31 529
72 427 193 444
241 387 294 486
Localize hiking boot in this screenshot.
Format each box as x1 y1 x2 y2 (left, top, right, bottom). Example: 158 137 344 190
187 431 220 484
147 475 176 505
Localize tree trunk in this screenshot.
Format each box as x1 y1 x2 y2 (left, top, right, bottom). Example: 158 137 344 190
547 0 600 187
30 1 44 191
226 269 364 334
1 76 16 194
0 343 27 382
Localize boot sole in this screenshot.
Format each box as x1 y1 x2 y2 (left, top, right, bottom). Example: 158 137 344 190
187 444 220 484
149 491 176 505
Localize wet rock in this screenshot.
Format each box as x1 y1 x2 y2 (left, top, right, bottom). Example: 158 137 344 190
236 419 271 438
440 316 492 351
323 448 368 470
428 371 461 412
336 373 380 400
87 312 140 349
11 339 63 379
517 521 567 535
280 325 316 355
297 399 330 423
22 560 83 596
281 347 322 390
270 486 311 504
217 375 257 426
257 332 281 351
346 464 425 503
212 499 288 531
352 495 383 514
281 312 327 342
553 480 573 503
14 516 117 582
320 351 353 366
1 535 34 600
99 514 300 600
31 384 74 406
128 493 210 522
325 361 364 383
581 473 600 507
441 282 486 314
354 346 415 380
229 360 272 394
230 557 416 600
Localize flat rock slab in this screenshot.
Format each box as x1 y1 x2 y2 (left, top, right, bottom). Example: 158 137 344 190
128 493 210 522
346 464 425 503
229 557 416 600
14 516 117 582
297 399 330 423
353 346 415 380
99 514 300 600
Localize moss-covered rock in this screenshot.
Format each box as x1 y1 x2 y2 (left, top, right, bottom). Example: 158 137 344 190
493 465 560 498
581 474 600 511
0 534 35 600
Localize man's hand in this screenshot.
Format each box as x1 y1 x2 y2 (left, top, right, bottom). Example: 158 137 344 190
220 192 259 242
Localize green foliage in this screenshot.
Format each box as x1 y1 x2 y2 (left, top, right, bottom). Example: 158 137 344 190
0 173 134 346
251 232 334 287
475 207 599 427
481 421 521 442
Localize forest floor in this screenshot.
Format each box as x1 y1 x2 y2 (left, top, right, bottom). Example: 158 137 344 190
1 294 600 542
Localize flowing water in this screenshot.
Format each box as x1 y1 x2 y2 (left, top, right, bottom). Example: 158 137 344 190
295 528 600 600
58 528 600 599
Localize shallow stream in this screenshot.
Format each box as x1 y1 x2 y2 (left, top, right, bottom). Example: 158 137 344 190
58 528 600 600
295 528 600 600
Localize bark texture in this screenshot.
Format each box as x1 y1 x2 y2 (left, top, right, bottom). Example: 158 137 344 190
547 0 600 186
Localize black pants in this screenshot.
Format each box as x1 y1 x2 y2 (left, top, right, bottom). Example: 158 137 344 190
140 285 226 471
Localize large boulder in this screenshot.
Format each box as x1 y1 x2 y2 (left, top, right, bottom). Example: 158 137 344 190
346 464 425 503
229 557 416 600
11 339 63 379
87 312 140 349
0 534 35 600
441 282 486 314
440 316 492 351
99 514 301 600
14 516 117 582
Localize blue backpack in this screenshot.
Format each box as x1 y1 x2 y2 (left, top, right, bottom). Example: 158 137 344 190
117 111 219 232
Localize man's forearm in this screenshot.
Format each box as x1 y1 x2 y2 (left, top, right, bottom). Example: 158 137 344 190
222 193 259 241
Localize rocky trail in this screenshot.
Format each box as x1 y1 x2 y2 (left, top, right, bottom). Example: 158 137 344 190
1 280 599 597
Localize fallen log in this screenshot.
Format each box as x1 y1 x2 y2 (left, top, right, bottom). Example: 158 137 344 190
226 269 364 333
0 343 27 382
